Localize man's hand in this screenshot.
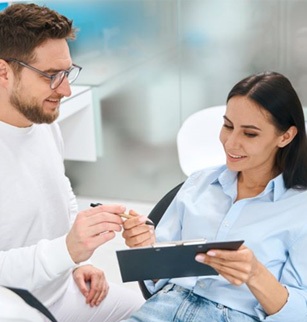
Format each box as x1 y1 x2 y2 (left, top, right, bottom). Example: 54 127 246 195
73 265 109 307
122 210 156 247
66 204 125 263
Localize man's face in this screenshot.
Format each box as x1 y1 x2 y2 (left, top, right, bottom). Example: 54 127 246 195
9 38 72 125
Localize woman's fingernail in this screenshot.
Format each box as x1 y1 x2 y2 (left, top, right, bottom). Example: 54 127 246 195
195 254 205 262
139 216 147 223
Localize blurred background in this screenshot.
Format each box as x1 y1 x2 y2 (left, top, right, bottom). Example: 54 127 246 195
6 0 307 203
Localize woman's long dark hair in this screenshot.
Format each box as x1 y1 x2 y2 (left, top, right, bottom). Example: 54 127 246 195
227 71 307 189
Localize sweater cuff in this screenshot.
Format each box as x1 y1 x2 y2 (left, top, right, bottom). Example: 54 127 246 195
37 235 77 277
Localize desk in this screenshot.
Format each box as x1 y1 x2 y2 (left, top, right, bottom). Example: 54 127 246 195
58 85 97 162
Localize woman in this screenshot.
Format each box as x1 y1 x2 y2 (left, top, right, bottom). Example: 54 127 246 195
122 71 307 322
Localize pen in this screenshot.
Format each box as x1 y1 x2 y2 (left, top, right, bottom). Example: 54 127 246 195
90 203 155 226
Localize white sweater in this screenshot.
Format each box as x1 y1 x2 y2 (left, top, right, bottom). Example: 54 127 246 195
0 121 79 306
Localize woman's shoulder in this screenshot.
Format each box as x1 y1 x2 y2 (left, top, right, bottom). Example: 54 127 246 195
183 164 227 189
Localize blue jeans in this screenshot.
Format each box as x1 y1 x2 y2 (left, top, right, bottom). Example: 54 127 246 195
122 284 259 322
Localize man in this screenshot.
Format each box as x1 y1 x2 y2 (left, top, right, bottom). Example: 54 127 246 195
0 3 144 321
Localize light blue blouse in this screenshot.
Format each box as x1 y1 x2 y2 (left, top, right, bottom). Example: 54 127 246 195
147 165 307 322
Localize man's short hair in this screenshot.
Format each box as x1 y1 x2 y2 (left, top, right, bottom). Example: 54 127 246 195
0 3 76 63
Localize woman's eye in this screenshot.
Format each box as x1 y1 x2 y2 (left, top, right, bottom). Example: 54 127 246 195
223 124 233 129
244 132 257 138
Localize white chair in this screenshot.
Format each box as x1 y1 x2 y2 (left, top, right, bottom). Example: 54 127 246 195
177 105 226 176
0 287 45 322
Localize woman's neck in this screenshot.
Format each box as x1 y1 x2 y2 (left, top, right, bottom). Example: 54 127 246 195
236 169 279 201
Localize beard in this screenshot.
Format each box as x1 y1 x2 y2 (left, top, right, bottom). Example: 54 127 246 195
10 87 59 124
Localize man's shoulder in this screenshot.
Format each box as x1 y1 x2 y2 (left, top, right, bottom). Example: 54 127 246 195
37 122 60 134
36 122 64 155
37 122 62 140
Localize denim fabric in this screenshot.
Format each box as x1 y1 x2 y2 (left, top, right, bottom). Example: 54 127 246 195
121 284 259 322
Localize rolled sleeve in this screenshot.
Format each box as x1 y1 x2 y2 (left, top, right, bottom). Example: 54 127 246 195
255 286 307 321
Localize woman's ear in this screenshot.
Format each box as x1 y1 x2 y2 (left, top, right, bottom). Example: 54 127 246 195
278 126 298 148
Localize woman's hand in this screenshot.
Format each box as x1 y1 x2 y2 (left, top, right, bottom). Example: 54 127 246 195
122 210 156 247
195 245 259 286
195 244 288 315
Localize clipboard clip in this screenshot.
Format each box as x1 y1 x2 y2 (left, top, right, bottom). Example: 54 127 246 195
152 238 207 248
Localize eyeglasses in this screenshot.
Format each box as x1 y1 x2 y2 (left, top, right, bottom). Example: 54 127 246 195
5 58 82 90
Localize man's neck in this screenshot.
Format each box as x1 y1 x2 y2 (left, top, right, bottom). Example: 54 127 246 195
0 108 32 128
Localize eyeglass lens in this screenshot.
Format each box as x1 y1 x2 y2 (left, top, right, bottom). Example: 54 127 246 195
51 66 80 89
67 67 80 83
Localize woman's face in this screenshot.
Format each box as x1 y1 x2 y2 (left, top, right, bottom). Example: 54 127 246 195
219 96 286 176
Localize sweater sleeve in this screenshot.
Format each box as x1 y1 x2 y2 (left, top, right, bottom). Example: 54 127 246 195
0 235 76 291
54 124 92 267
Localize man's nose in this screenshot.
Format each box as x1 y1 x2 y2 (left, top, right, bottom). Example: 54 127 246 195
55 77 72 97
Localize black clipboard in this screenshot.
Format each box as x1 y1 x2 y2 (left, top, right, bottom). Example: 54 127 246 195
116 239 244 282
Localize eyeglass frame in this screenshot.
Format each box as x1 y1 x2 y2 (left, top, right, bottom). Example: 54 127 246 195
3 58 82 90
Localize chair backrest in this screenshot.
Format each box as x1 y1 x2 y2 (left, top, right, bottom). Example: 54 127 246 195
138 181 184 299
147 181 185 226
177 105 226 176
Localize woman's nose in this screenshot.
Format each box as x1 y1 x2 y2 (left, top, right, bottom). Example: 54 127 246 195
224 131 241 149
